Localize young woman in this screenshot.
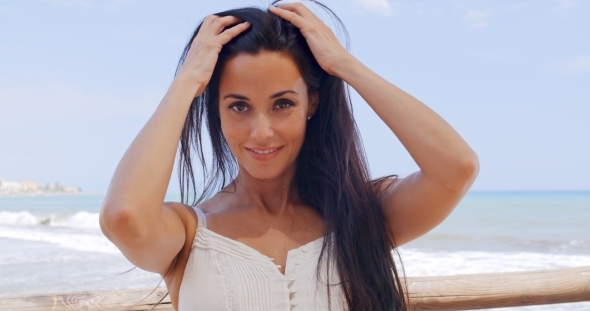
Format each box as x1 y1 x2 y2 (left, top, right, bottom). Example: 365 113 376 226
99 2 479 310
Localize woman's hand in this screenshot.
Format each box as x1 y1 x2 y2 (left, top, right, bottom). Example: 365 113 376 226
175 15 250 97
268 3 351 77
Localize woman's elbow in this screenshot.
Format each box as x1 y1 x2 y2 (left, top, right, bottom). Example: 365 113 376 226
458 150 480 186
444 150 479 191
99 205 148 243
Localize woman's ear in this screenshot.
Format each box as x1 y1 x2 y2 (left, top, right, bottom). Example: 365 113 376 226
308 91 319 119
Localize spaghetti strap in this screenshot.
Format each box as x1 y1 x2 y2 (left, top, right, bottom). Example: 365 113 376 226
193 207 207 229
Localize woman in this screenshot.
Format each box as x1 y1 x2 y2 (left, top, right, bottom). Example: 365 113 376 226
99 1 479 310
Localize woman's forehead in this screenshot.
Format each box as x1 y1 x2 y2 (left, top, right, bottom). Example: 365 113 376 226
219 51 307 99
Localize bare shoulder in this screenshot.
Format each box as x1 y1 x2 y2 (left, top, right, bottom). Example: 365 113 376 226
164 201 198 223
194 190 239 214
376 175 403 192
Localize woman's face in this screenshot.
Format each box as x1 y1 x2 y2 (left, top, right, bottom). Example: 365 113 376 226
218 51 316 181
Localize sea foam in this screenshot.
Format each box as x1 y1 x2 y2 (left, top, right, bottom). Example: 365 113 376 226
0 211 99 229
398 248 590 276
0 211 38 226
0 226 119 254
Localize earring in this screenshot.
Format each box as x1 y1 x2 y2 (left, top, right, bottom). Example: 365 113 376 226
307 116 311 120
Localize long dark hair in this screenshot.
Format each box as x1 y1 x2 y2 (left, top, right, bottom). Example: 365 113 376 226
176 1 407 310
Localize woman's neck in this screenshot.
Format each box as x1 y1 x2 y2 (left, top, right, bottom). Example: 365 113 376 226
229 165 302 216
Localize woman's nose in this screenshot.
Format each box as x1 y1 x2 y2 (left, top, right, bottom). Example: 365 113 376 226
250 113 274 140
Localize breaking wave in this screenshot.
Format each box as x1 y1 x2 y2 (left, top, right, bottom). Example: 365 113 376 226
0 211 99 229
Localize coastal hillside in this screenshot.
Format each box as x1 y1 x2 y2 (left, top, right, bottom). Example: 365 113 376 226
0 177 81 197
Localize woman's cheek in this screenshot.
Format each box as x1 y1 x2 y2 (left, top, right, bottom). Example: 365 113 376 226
220 120 244 154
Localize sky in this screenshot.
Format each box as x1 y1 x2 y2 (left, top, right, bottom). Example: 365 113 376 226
0 0 589 194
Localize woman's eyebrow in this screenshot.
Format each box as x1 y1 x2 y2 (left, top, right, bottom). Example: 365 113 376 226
270 90 298 99
223 94 249 100
222 90 298 101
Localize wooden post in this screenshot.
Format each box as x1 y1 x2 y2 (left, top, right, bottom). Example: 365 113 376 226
0 266 588 310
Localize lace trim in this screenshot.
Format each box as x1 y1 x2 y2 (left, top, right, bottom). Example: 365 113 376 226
216 251 239 311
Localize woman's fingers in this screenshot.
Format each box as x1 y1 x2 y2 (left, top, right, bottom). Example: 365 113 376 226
192 15 249 49
268 5 310 30
209 15 244 34
273 2 321 23
200 14 219 30
177 14 250 94
269 2 348 76
218 21 251 45
199 15 245 39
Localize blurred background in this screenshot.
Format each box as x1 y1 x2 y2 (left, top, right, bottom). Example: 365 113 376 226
1 1 589 310
1 0 588 193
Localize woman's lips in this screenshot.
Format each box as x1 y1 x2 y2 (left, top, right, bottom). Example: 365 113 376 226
245 146 283 161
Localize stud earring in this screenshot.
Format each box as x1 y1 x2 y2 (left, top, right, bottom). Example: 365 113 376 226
307 116 311 120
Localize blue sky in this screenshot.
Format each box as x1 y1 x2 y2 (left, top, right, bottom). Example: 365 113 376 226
0 0 588 193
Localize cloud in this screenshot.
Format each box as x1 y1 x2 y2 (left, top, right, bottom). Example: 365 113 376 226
353 0 392 16
465 9 491 29
556 56 590 72
555 0 575 9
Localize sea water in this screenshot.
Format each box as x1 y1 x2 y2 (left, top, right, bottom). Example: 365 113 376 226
0 192 589 310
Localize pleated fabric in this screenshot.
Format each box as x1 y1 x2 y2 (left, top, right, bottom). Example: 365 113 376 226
178 207 346 311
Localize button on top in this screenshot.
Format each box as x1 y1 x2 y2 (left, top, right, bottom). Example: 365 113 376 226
288 274 296 281
289 287 297 293
300 245 308 253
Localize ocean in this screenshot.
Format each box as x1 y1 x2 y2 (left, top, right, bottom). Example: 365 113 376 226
0 191 589 310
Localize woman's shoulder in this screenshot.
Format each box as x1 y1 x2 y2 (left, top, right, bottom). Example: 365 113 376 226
194 191 242 215
160 190 239 231
162 191 232 217
161 201 199 235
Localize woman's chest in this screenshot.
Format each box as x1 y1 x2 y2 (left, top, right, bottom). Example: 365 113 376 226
176 228 346 311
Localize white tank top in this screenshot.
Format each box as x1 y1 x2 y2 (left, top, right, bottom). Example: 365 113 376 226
178 207 347 311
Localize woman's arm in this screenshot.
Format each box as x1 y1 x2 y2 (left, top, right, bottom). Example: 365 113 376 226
333 57 479 246
270 3 479 247
99 16 250 275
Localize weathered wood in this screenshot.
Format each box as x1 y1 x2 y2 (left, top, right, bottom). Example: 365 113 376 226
1 266 588 310
407 266 590 310
0 287 173 311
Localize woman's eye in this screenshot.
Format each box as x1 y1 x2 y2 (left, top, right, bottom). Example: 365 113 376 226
229 102 248 112
275 99 295 109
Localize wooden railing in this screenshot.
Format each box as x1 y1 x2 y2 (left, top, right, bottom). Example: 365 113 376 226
1 266 588 310
406 265 590 310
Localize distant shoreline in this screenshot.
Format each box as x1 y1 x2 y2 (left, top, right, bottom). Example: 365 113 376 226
0 193 101 199
0 178 84 198
467 190 590 195
1 190 588 199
